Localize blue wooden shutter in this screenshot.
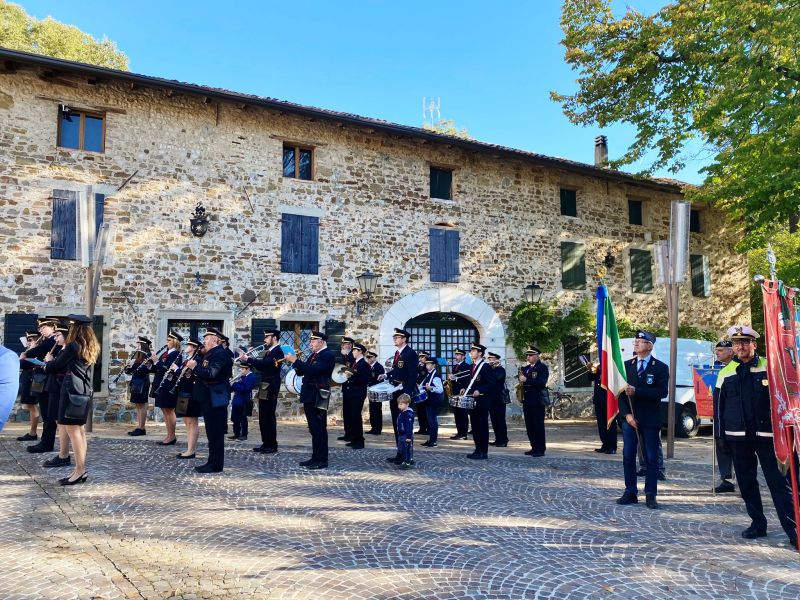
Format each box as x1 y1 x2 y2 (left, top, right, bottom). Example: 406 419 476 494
444 230 460 283
281 214 300 273
429 228 446 282
301 216 319 274
51 189 78 260
94 193 105 238
324 319 346 354
4 313 39 354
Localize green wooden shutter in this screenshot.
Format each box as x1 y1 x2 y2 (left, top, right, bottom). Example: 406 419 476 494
630 249 654 293
561 242 586 289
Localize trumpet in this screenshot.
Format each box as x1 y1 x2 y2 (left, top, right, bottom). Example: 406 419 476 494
234 344 266 365
274 349 304 366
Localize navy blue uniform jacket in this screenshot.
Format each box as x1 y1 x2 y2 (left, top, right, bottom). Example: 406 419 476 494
193 345 234 404
246 345 284 385
389 346 419 396
343 357 372 397
522 362 550 405
292 347 336 405
619 356 669 429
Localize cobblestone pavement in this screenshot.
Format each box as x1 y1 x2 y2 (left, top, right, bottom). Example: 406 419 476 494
1 420 799 600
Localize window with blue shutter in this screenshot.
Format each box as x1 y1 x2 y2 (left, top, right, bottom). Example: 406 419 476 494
560 242 586 289
630 249 654 293
429 228 459 283
95 193 105 237
281 214 319 274
690 254 711 297
51 189 78 260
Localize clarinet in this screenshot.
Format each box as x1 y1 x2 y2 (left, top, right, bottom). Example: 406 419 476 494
168 346 203 395
113 348 147 383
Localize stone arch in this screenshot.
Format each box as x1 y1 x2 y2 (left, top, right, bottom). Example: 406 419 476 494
378 288 505 360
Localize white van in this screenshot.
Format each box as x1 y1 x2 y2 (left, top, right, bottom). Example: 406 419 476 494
618 337 715 437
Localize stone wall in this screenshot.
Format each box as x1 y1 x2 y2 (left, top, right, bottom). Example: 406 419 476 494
0 67 749 420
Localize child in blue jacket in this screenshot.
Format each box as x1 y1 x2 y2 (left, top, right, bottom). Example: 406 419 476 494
396 393 415 469
230 364 258 441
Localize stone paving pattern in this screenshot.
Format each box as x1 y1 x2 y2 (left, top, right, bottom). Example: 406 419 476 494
1 421 799 599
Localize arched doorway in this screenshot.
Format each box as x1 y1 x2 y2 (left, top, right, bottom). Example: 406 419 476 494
406 312 479 366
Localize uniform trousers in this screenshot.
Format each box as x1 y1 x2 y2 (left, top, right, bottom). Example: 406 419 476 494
523 402 546 454
202 402 227 471
453 406 469 436
398 434 413 462
258 380 280 450
343 389 366 445
622 422 660 496
38 392 58 450
231 403 248 438
424 402 440 443
730 437 797 537
368 400 383 433
303 401 328 463
716 436 733 482
489 396 508 444
470 399 490 455
594 399 617 450
416 400 429 432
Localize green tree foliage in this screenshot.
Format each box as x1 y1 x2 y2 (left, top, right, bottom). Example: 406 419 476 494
552 0 799 247
422 118 473 140
507 300 593 359
748 231 800 334
0 1 128 70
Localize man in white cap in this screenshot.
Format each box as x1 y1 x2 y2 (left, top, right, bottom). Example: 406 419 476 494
717 325 797 546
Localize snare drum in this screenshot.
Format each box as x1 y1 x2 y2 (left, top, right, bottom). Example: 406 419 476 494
367 381 402 403
413 390 428 404
448 394 475 410
284 369 303 395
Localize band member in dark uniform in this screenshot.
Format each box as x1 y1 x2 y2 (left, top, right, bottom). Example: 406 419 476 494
238 330 284 454
23 318 58 454
365 350 384 435
43 315 99 485
587 359 617 454
285 331 336 469
176 339 203 459
126 336 152 437
718 325 798 546
448 348 470 440
342 342 371 450
519 346 550 457
16 331 42 442
488 352 509 447
382 328 419 465
185 328 233 473
415 350 430 435
420 357 445 447
617 330 669 509
462 343 493 460
229 363 258 441
151 331 183 446
338 336 356 443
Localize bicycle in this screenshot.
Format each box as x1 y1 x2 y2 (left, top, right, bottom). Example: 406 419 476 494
546 388 574 420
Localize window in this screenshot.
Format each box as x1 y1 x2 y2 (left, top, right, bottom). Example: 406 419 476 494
560 188 577 217
690 254 711 297
58 107 104 152
279 321 317 376
51 189 78 260
628 199 643 225
630 248 654 293
95 193 105 237
429 228 459 283
281 213 319 274
690 209 701 233
167 319 224 343
282 144 313 180
430 167 453 200
406 312 479 377
561 242 586 290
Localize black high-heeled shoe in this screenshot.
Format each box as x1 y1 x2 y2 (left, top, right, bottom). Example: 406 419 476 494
59 472 88 486
176 453 196 459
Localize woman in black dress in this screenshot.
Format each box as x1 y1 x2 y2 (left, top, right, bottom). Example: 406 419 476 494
43 315 99 485
176 339 203 459
151 331 183 445
16 331 42 442
125 337 152 436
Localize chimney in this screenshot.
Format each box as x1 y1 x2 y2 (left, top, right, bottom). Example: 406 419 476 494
594 135 608 167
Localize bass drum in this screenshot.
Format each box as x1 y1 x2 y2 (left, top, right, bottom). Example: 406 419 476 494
284 369 303 395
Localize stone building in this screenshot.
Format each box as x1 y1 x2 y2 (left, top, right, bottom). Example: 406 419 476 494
0 48 749 422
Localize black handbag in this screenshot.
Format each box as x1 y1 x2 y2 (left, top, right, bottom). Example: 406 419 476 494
64 392 91 420
314 388 331 411
175 392 191 417
30 371 48 394
540 388 552 406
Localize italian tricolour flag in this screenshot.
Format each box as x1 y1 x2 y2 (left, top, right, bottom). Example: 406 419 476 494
596 285 627 428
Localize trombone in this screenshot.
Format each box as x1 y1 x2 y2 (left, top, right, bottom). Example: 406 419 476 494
563 355 595 383
234 344 266 365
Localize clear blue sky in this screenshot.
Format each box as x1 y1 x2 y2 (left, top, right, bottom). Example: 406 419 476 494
17 0 705 184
